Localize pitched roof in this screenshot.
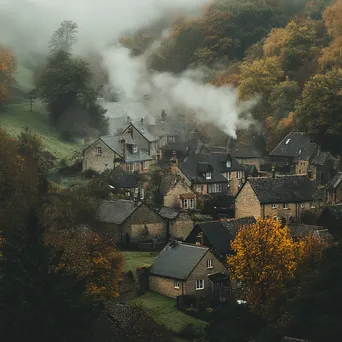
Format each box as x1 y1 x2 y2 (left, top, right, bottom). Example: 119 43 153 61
160 174 179 194
124 148 153 162
327 171 342 189
228 146 264 158
246 175 318 204
110 173 138 188
311 151 331 165
150 242 209 280
96 200 138 224
323 204 342 219
281 338 308 342
269 132 317 160
189 217 256 256
159 207 180 220
288 224 325 237
128 121 158 142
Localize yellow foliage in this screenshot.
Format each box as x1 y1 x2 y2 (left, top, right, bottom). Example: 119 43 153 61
227 218 305 314
0 45 17 103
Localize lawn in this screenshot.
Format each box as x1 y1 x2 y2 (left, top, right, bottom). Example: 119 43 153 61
131 292 207 334
0 103 82 160
123 251 158 274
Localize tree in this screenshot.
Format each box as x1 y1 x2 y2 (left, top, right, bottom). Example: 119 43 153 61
295 68 342 153
49 20 78 53
227 218 300 314
0 208 98 342
37 22 108 138
0 44 17 104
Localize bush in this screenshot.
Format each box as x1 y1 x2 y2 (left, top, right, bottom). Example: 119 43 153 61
179 323 205 339
84 169 98 178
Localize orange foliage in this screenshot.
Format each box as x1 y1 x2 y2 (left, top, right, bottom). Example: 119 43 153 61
0 45 17 103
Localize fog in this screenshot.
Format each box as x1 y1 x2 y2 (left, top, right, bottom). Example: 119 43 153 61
1 0 256 137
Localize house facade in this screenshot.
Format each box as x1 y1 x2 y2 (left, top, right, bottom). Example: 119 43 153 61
235 174 319 223
149 241 228 299
95 200 166 244
327 172 342 204
83 135 153 173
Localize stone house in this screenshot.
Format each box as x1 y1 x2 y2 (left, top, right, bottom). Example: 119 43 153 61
269 131 338 184
159 207 194 239
235 174 320 223
95 199 166 244
108 172 144 201
178 153 245 197
316 204 342 240
122 119 159 159
327 172 342 204
149 241 228 299
160 174 196 210
185 217 256 260
82 135 153 173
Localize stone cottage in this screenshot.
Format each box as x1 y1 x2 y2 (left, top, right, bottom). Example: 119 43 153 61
95 199 166 244
149 241 228 299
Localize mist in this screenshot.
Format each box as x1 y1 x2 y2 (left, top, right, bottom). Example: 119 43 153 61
1 0 256 137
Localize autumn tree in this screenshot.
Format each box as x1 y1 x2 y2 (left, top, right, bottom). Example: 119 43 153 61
0 44 17 105
295 68 342 153
227 218 300 314
49 20 78 53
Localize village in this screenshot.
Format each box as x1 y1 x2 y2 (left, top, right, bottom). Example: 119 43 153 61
78 94 341 340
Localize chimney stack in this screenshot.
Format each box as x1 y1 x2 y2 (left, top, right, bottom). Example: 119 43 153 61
272 165 276 178
161 109 167 123
140 118 144 132
170 151 178 174
120 138 126 159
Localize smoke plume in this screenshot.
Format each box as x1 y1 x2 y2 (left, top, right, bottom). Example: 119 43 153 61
1 0 256 137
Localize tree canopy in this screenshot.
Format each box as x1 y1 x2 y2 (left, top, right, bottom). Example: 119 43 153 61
0 44 17 104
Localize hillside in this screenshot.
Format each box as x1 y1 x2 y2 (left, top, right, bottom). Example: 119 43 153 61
0 64 82 161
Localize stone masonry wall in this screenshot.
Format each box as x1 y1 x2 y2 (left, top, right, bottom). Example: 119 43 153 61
149 275 183 298
235 182 261 219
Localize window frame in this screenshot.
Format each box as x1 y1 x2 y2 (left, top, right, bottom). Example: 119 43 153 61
205 172 212 180
226 160 231 168
272 204 277 209
227 172 232 180
190 198 194 209
283 203 289 209
132 145 138 153
183 199 188 209
237 171 242 179
174 280 180 289
196 279 204 290
207 259 213 269
96 146 102 155
142 160 148 169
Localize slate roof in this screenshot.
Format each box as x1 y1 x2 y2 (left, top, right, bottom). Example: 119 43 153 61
288 224 325 237
246 175 318 204
311 151 330 165
242 164 258 177
159 207 180 220
128 121 158 142
327 171 342 190
179 153 243 184
228 146 264 158
125 148 153 163
324 204 342 219
281 338 308 342
96 200 138 224
188 217 256 257
150 242 209 280
270 132 317 160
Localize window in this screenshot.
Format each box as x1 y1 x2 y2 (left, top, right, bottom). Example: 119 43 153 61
205 172 212 180
207 259 213 269
227 172 232 180
142 160 148 169
174 280 180 289
272 204 277 209
226 160 231 168
190 199 194 209
183 199 188 209
310 202 316 209
96 146 102 155
132 145 138 153
140 188 144 200
301 203 305 209
237 171 242 179
298 169 301 174
285 138 291 145
208 183 221 193
283 203 289 209
168 136 176 143
196 279 204 290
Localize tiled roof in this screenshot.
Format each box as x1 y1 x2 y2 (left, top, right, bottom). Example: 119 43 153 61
96 200 138 224
129 121 158 142
228 146 264 158
159 207 180 220
327 171 342 189
269 132 317 160
109 173 138 189
160 174 179 194
324 204 342 219
288 224 324 237
311 151 331 166
125 148 153 163
247 175 318 204
150 242 208 280
188 217 256 257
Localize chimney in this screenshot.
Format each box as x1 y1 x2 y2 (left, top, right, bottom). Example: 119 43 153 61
140 118 144 132
170 151 178 174
161 109 167 123
120 138 126 159
308 169 312 179
272 165 276 178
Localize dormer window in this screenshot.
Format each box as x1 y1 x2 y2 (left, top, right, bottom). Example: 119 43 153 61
226 160 231 168
205 172 212 180
96 146 102 155
132 145 138 153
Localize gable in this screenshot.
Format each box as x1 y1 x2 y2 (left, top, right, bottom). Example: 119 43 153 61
166 179 193 196
84 138 116 156
127 203 164 225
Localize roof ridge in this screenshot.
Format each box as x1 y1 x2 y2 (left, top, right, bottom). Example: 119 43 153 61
178 242 209 250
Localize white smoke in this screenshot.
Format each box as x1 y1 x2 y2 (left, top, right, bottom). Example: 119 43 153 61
1 0 256 137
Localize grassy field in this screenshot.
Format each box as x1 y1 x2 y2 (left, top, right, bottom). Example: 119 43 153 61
0 103 82 160
131 292 207 334
123 251 158 274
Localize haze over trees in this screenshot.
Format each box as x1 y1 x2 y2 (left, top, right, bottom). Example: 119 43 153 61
0 44 17 105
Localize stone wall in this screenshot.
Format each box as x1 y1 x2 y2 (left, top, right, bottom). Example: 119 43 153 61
235 181 261 219
169 215 194 239
164 180 194 208
149 275 183 298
